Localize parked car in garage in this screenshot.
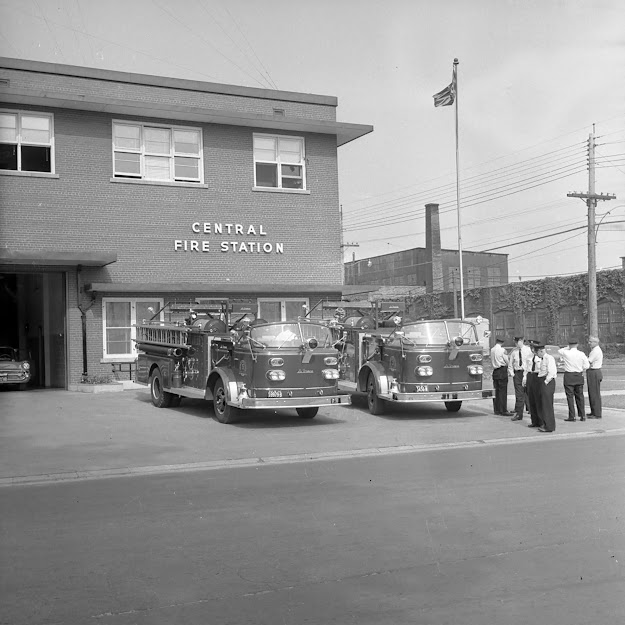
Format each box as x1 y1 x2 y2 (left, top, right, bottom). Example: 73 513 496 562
0 346 32 389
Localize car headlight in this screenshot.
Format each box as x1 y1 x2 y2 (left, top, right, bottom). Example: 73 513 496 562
467 365 483 375
22 362 31 370
415 366 433 377
322 368 339 380
266 370 286 381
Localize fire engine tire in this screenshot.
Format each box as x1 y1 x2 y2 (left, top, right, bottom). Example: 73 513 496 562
296 407 318 419
170 394 182 407
150 368 173 408
366 373 386 415
444 401 462 412
213 379 237 424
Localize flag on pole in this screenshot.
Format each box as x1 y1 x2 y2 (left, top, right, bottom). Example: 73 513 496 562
433 63 457 107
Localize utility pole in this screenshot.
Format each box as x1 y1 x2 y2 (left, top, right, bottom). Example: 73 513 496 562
567 127 616 339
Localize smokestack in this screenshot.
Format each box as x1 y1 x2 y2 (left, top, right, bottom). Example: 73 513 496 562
425 203 443 292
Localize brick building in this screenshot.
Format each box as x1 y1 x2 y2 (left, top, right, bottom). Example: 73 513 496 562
344 203 509 291
0 57 372 389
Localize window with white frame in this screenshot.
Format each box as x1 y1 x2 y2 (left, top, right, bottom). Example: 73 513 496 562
258 298 309 322
112 121 202 183
0 110 54 172
253 134 305 189
102 298 163 360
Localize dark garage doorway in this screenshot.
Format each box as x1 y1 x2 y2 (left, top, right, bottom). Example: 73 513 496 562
0 273 67 388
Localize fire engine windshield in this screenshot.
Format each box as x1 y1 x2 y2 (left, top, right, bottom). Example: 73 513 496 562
250 322 334 348
402 321 478 345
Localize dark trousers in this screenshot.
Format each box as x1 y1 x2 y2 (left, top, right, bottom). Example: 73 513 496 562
563 371 585 419
492 367 509 414
526 372 543 427
512 370 525 417
539 378 556 431
587 368 603 417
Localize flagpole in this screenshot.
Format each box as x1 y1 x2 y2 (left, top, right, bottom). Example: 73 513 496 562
454 58 465 320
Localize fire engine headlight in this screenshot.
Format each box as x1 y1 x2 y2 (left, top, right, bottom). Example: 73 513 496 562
22 362 30 370
416 366 433 377
454 336 464 347
324 356 338 366
269 358 284 367
266 370 286 381
418 354 432 363
322 368 339 380
468 365 483 375
470 353 483 362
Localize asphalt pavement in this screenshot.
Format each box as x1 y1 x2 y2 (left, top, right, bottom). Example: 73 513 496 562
1 364 624 487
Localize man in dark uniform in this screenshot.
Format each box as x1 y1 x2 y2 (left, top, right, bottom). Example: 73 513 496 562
490 336 513 416
536 343 557 432
523 340 543 428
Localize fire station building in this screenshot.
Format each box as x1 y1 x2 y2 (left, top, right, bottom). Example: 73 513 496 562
0 57 372 389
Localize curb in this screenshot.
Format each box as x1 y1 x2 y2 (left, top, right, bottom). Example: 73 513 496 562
3 427 625 489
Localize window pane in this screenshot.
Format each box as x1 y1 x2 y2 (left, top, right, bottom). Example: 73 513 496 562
278 138 302 162
21 116 50 143
106 328 132 354
174 129 200 155
144 127 171 154
136 301 160 324
281 164 301 177
254 136 276 161
145 155 171 180
114 152 141 175
174 156 199 180
285 300 307 319
0 144 17 170
21 146 51 172
258 301 281 322
114 124 140 150
0 114 17 142
282 177 303 189
256 162 277 187
106 302 131 327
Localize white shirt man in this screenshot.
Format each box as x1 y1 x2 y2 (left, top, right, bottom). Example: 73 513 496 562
490 338 512 416
558 339 589 422
508 337 532 420
586 336 603 419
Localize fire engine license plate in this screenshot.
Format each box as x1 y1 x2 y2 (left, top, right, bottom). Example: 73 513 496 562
415 385 428 392
268 390 283 398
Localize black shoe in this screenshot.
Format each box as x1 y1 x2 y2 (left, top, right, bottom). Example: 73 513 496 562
511 415 523 421
494 412 502 416
586 413 595 417
580 417 586 421
564 418 576 422
538 428 553 432
502 411 515 417
528 424 539 428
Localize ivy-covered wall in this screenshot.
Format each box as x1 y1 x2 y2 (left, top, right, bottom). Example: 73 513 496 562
406 269 625 352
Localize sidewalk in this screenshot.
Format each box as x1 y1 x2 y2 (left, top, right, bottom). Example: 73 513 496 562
1 383 624 487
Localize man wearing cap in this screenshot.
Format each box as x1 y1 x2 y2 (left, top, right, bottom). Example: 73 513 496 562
558 338 590 422
523 340 544 428
490 337 513 416
508 336 532 421
586 336 603 419
536 343 557 432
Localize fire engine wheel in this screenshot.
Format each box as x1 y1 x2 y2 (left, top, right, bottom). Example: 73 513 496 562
444 401 462 412
296 407 318 419
150 368 173 408
213 379 237 424
366 373 385 415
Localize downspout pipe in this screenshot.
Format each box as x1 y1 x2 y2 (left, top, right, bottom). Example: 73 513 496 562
76 266 96 381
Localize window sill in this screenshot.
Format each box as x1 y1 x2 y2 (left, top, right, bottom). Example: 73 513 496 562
101 357 138 364
0 170 59 179
110 178 208 189
252 186 310 195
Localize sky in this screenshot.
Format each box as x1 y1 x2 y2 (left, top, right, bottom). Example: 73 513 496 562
1 0 623 281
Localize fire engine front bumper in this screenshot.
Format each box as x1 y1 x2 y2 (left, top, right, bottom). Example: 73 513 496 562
380 389 493 403
237 393 351 410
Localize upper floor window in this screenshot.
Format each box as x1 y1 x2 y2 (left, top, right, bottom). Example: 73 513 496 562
253 134 305 190
466 267 481 289
0 111 54 173
113 121 202 183
487 267 501 286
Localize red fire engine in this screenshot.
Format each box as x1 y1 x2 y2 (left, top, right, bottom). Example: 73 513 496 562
135 300 351 424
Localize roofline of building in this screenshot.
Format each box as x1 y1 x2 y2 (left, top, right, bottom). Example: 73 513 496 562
0 57 338 107
344 247 509 264
85 283 345 295
0 85 373 147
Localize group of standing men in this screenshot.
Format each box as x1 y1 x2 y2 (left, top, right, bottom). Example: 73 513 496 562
490 335 604 433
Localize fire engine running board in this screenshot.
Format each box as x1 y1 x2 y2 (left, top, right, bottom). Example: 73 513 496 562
379 390 493 403
163 387 206 399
